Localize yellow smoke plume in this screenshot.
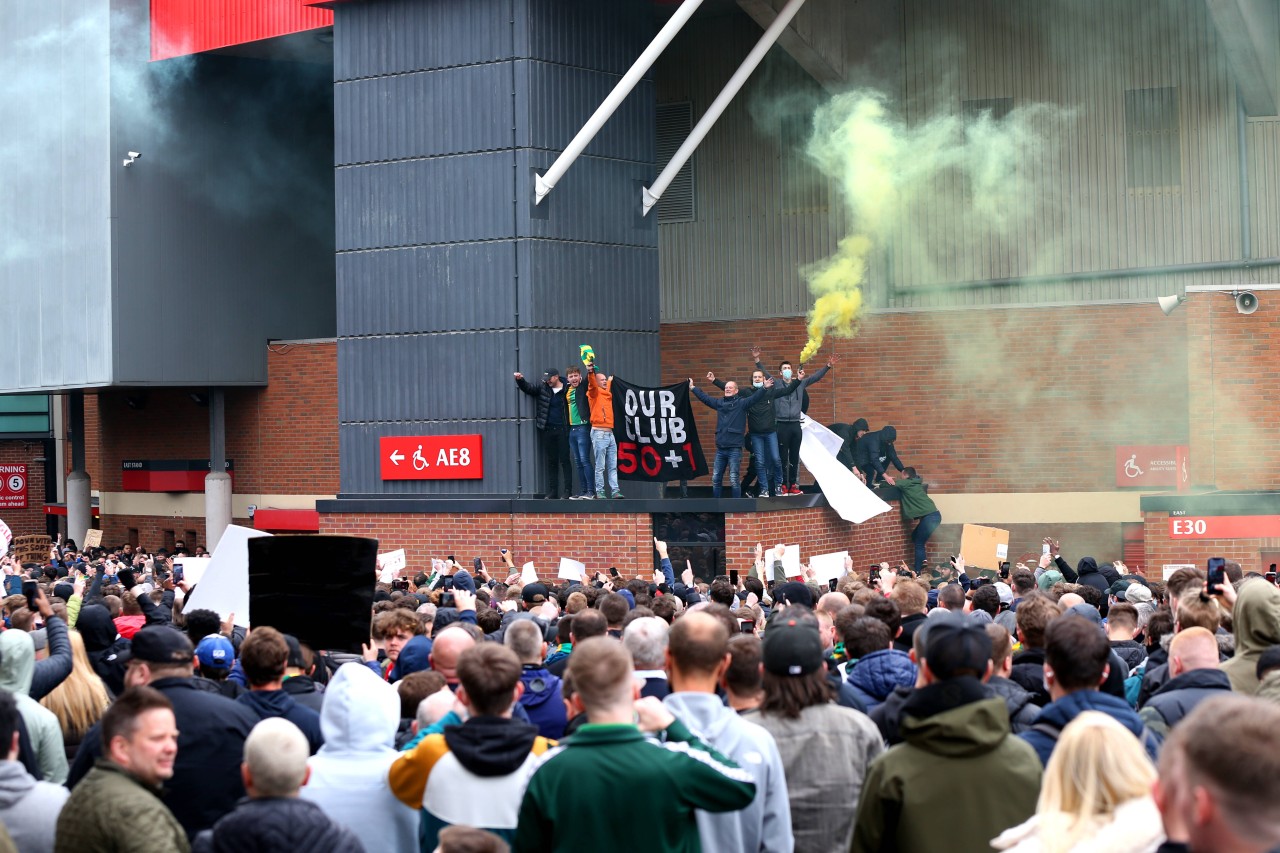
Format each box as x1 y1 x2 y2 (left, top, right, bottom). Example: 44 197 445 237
799 235 869 362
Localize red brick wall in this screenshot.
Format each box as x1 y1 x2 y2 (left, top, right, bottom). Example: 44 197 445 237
0 441 48 538
86 342 337 496
1142 512 1280 577
1185 292 1280 491
96 515 253 551
662 305 1190 493
320 505 916 580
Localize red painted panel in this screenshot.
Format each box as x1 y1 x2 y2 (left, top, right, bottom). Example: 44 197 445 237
379 436 484 481
151 0 333 61
1168 515 1280 540
253 508 320 532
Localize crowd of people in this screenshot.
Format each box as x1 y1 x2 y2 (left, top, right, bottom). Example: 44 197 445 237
1 534 1279 853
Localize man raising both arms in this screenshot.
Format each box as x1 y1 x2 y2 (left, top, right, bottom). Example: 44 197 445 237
753 347 837 494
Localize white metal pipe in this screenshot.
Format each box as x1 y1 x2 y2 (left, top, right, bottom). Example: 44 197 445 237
643 0 807 215
534 0 707 205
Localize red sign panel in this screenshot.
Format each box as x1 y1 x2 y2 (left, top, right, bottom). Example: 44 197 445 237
1168 515 1280 539
151 0 333 61
0 465 27 509
380 435 484 480
1115 445 1189 488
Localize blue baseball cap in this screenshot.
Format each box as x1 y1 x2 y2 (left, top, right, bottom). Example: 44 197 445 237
195 634 235 671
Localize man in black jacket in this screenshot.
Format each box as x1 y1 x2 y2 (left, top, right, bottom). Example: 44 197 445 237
515 367 572 499
67 626 259 839
1138 627 1232 738
708 367 799 497
855 425 905 486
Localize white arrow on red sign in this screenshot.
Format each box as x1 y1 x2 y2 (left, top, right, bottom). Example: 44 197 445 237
389 450 405 466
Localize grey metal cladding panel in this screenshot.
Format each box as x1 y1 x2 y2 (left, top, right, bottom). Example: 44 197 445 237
340 420 528 495
525 61 655 164
0 0 113 392
518 241 659 332
335 63 513 166
524 0 651 74
517 149 657 247
333 0 512 82
339 330 518 423
335 153 514 251
516 329 660 388
337 242 517 337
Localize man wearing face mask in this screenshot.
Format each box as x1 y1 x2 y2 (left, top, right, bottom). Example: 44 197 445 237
752 348 837 495
707 365 801 498
689 376 772 499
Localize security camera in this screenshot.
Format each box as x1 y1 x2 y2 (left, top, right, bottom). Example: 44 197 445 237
1235 290 1259 315
127 152 140 160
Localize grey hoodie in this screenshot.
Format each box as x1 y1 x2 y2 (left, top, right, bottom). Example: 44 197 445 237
0 631 67 784
0 759 68 853
663 692 793 853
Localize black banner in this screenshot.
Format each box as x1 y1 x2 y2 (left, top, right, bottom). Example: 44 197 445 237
610 378 707 482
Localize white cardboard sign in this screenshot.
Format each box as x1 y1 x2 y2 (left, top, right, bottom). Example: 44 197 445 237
521 561 538 585
182 525 271 625
810 551 850 582
781 545 802 577
558 557 586 581
377 549 407 583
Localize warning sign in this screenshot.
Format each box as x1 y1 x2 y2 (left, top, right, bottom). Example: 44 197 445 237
0 465 26 510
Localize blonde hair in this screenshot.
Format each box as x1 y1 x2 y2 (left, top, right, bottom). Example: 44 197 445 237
40 630 111 741
1034 712 1156 853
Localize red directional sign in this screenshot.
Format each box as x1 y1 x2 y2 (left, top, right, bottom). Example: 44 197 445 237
0 464 27 509
380 435 484 481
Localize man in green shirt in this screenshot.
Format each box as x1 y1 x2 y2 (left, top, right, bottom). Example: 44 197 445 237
513 637 757 853
564 366 595 499
884 467 940 574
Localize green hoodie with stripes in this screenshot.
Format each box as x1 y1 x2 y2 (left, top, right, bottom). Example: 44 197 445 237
513 719 757 853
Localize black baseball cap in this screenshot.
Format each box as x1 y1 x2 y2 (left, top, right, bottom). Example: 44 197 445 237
522 582 549 605
762 614 824 677
774 581 814 609
923 614 992 680
544 367 561 378
121 627 194 665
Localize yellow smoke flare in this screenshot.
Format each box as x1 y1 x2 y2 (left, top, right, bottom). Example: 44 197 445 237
799 234 869 362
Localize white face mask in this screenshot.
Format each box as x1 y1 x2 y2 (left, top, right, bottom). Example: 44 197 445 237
781 369 792 380
753 381 764 388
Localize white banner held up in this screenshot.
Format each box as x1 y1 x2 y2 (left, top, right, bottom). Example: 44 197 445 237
799 416 892 524
558 557 586 581
182 525 271 625
521 561 538 585
377 549 407 583
172 556 212 586
781 545 802 577
810 551 849 582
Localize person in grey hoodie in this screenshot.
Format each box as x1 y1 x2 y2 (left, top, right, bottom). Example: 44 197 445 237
0 631 67 784
663 612 792 853
0 691 67 853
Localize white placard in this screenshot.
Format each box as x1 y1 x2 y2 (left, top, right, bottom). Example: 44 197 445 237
377 549 407 583
1163 563 1196 581
521 561 538 585
558 557 586 581
0 519 10 554
810 551 850 582
799 417 892 524
172 556 212 586
182 525 271 625
996 543 1009 560
781 545 802 577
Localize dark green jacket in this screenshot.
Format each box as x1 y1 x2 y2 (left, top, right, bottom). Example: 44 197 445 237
513 720 756 853
851 679 1041 853
56 761 190 853
894 476 937 520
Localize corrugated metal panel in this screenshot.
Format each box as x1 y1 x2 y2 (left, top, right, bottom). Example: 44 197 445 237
517 242 660 331
526 62 655 164
656 102 696 222
1249 118 1280 258
335 64 513 166
150 0 331 61
657 11 837 322
516 149 658 247
525 0 651 75
333 0 512 83
0 0 114 392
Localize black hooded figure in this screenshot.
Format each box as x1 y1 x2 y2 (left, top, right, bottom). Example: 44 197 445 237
856 424 905 485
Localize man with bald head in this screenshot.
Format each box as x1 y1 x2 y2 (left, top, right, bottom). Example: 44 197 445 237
429 627 477 688
1138 626 1233 738
1057 592 1085 610
662 612 792 853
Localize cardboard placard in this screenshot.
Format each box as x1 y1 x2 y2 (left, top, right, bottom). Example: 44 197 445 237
558 557 586 581
172 556 212 586
82 529 103 548
958 524 1010 572
0 519 10 554
183 525 272 625
781 545 802 578
521 561 538 585
248 535 377 654
810 551 849 582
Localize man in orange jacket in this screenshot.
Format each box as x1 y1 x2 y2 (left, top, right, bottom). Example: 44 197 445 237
586 353 622 499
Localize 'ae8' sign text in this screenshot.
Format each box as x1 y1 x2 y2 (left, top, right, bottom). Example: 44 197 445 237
380 435 483 481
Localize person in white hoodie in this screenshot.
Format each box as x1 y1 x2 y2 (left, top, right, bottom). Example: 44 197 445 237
0 690 67 853
0 631 67 785
299 662 418 852
662 612 793 853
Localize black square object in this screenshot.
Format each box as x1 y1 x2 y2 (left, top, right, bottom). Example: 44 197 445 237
248 536 377 654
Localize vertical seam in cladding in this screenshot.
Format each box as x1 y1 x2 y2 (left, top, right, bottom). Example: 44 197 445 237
511 0 524 497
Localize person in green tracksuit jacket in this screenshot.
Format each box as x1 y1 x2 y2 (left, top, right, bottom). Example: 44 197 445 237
885 467 940 575
513 637 757 853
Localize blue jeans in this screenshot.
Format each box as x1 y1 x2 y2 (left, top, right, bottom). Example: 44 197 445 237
569 425 594 496
912 510 942 573
750 431 783 495
712 447 743 498
591 428 619 495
